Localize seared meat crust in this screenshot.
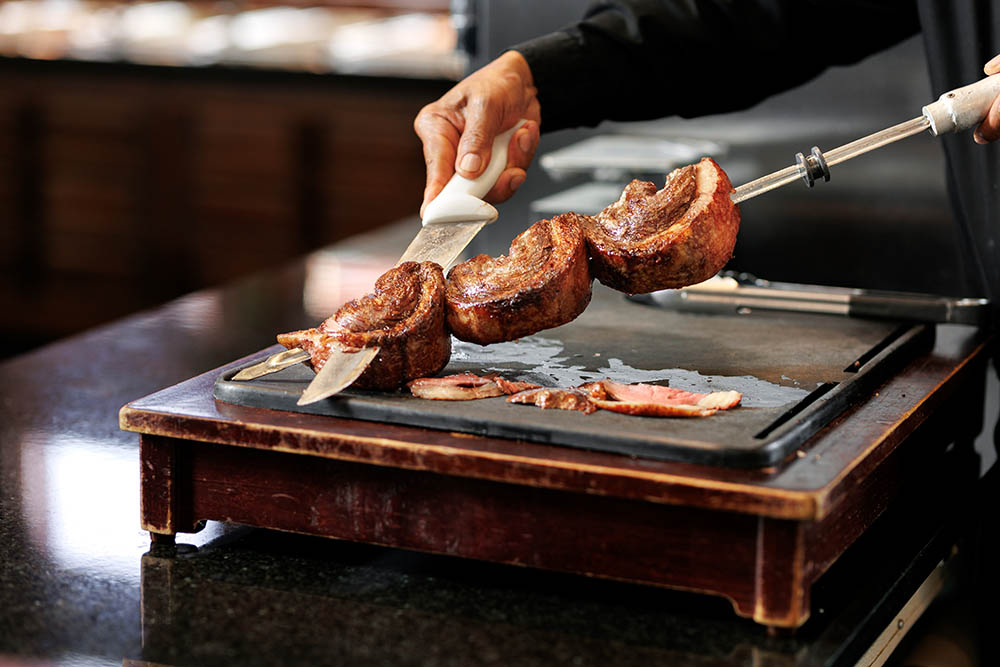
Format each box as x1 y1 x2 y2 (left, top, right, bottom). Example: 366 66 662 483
507 387 598 414
446 213 593 345
276 261 450 390
582 157 740 294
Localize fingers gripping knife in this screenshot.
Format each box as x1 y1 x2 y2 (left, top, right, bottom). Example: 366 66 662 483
731 73 1000 202
234 121 528 405
398 119 530 263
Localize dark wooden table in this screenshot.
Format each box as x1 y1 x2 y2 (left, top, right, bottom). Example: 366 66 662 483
118 225 994 632
2 221 996 665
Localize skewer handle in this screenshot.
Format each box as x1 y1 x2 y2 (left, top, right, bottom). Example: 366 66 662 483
922 74 1000 135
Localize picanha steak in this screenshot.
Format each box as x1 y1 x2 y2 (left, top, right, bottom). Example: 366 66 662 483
445 213 593 345
276 261 450 390
582 157 740 294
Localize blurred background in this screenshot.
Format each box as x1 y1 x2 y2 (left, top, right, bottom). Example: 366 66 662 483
0 0 965 359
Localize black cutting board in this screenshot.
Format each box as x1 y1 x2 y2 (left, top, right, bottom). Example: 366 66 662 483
214 286 933 468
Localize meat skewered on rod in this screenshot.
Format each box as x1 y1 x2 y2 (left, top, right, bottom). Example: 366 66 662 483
234 74 1000 383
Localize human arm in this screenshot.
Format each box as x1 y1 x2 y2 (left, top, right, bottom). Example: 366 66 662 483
520 0 921 131
414 0 922 212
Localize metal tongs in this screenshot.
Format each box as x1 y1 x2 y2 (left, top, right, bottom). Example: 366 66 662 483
629 274 990 326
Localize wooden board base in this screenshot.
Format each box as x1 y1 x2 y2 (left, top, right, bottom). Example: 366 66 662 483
122 324 992 629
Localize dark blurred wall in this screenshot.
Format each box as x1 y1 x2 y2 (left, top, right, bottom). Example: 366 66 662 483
463 0 594 69
0 63 449 358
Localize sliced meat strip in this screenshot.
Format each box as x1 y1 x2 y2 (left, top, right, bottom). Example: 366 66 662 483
446 213 593 345
276 261 450 391
408 373 505 400
507 387 597 414
493 377 542 395
692 390 743 410
590 399 718 417
407 372 542 400
588 399 718 418
581 379 741 418
581 157 741 294
595 380 742 410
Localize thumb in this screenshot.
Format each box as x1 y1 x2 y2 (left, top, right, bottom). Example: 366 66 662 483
985 53 1000 75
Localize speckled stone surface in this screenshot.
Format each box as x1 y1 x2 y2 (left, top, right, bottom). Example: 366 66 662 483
0 229 987 667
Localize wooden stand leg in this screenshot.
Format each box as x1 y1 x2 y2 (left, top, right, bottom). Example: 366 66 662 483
140 434 203 540
149 532 176 546
754 517 810 629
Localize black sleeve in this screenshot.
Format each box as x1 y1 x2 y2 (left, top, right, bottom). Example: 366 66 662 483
513 0 921 132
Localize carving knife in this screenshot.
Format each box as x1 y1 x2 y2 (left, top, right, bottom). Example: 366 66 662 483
234 120 526 385
293 120 529 405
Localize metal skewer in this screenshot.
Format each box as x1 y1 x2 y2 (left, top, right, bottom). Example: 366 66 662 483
731 116 931 204
732 72 1000 203
232 348 309 380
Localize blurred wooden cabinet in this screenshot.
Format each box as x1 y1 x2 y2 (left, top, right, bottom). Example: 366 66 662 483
0 60 451 354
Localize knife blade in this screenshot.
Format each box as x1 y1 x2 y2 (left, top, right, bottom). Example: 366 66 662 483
296 346 379 405
232 347 309 381
293 119 529 406
234 119 528 385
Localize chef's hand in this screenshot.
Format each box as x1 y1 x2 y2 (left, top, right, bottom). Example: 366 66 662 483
414 50 541 217
974 54 1000 144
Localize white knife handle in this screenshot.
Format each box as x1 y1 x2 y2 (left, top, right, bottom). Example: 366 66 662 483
922 74 1000 136
421 119 528 226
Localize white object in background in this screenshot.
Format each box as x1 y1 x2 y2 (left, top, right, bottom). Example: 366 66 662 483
539 135 725 181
